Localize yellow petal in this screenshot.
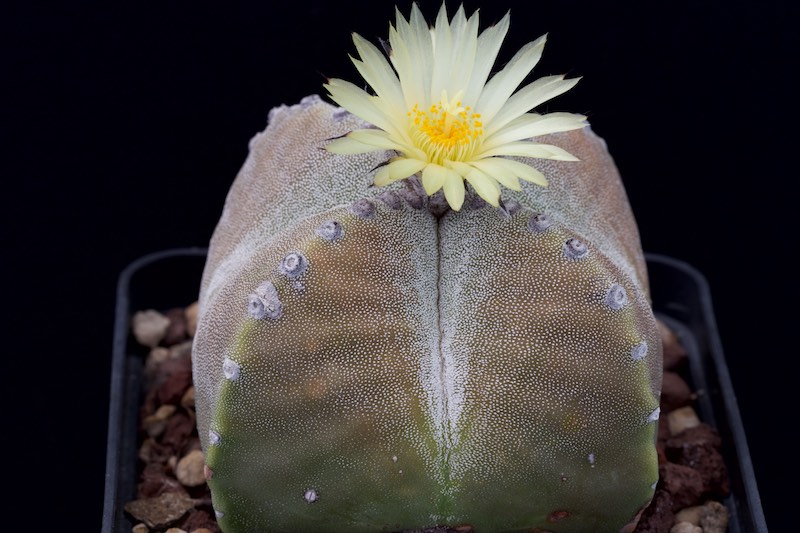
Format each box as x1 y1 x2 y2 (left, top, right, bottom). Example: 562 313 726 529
351 34 404 110
442 172 466 211
482 157 549 186
348 129 409 152
373 157 427 186
486 75 582 135
469 159 522 191
431 5 478 102
325 136 381 155
389 4 432 109
324 79 398 135
478 141 580 161
476 34 547 123
483 112 587 149
464 11 510 103
464 168 501 206
421 163 449 195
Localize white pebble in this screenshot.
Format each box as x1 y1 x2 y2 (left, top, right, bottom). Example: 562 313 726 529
668 406 700 435
175 450 206 487
670 522 701 533
132 310 171 348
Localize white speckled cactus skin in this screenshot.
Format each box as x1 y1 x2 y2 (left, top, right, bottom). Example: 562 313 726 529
192 95 663 532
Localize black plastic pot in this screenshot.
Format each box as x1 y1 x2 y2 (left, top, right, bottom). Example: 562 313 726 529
102 248 768 533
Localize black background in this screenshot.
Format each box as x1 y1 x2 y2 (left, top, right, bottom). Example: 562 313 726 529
5 0 792 530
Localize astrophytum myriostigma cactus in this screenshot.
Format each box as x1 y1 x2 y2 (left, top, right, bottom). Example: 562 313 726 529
192 5 662 533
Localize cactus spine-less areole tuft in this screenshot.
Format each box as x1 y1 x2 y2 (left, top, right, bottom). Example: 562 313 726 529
192 4 662 533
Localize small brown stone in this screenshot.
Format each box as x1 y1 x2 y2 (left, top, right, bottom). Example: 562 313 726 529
633 488 673 533
658 320 688 371
666 425 730 497
132 524 150 533
143 404 177 438
144 347 171 379
162 409 196 453
137 462 187 498
181 508 221 532
163 307 189 346
176 449 207 487
124 492 196 529
668 423 723 450
660 371 692 413
185 301 199 337
169 339 194 360
659 463 705 511
138 438 154 463
157 356 193 406
181 386 196 410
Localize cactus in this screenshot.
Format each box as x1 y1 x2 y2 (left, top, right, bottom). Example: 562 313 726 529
192 5 662 532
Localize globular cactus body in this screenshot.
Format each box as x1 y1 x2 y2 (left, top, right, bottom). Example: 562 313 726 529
193 97 662 532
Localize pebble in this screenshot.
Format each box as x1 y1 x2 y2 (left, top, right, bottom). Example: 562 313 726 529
143 404 177 438
658 319 688 370
666 425 730 497
180 386 195 409
674 505 703 525
670 522 702 533
163 308 189 345
184 301 199 337
700 500 729 533
175 449 207 487
660 462 705 511
137 438 154 463
132 524 149 533
634 488 674 532
169 340 193 360
660 371 693 413
132 309 171 348
668 406 701 435
124 492 196 529
165 529 188 533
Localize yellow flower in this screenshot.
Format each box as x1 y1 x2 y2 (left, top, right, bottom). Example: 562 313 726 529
324 2 587 211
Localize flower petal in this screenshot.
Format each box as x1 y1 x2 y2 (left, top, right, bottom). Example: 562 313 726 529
431 5 479 101
469 159 522 191
482 112 587 148
350 33 404 111
464 167 501 206
373 157 427 186
324 78 399 135
464 12 510 103
481 157 549 186
476 34 547 123
486 75 582 135
390 4 432 109
442 171 466 211
421 163 450 195
478 141 580 161
347 129 415 153
325 135 383 155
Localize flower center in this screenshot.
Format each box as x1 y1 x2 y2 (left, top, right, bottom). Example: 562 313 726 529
408 90 483 165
